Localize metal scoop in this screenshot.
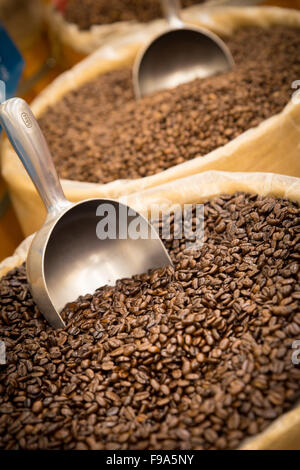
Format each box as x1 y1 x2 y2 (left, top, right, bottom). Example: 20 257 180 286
0 97 172 329
133 0 234 98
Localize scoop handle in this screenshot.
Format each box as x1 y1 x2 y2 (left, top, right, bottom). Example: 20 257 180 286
161 0 184 29
0 97 70 217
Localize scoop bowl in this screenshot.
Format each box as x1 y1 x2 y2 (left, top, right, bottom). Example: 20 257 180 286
0 97 172 329
133 0 234 98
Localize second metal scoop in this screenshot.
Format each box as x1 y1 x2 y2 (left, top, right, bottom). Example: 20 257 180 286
133 0 234 98
0 98 172 329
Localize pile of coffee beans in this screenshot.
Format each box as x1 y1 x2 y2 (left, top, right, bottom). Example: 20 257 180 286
0 193 299 450
38 25 300 184
63 0 201 30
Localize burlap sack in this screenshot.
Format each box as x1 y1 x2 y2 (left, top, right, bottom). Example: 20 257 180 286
45 1 244 66
2 5 300 237
0 169 299 450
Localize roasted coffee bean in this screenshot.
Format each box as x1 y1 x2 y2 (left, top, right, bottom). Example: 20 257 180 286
0 193 299 450
63 0 200 30
39 26 300 185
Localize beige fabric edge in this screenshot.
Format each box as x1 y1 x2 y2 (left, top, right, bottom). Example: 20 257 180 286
121 171 300 215
0 170 299 450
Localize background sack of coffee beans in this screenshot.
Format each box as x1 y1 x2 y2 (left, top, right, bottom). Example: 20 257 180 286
0 170 299 450
2 6 300 238
44 0 223 67
2 7 300 236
